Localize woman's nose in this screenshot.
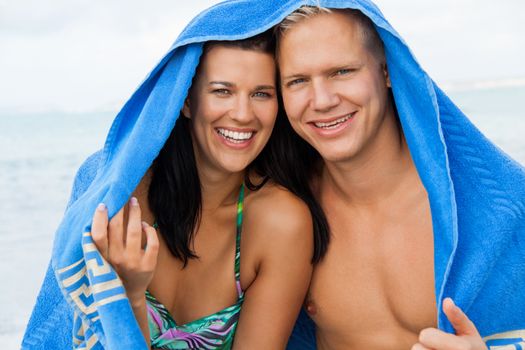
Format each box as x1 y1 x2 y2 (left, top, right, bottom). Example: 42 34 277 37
230 94 254 123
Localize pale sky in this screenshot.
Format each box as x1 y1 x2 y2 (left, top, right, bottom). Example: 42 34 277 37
1 0 524 114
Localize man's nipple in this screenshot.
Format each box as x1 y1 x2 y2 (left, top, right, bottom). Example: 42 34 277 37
305 300 317 316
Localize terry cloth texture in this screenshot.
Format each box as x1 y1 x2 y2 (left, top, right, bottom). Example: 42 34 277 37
22 0 525 349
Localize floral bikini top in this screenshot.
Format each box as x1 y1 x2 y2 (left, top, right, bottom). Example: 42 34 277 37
146 184 245 349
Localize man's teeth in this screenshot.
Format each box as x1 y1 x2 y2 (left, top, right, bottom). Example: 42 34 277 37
314 114 353 129
217 128 253 143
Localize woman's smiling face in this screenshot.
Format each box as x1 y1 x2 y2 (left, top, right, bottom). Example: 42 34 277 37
184 45 278 175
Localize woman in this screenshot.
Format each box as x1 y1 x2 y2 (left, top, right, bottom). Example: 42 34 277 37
90 31 328 349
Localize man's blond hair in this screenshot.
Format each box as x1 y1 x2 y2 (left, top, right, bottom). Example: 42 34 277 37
276 5 332 34
276 5 386 63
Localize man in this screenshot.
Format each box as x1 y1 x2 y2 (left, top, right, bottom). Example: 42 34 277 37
277 5 525 350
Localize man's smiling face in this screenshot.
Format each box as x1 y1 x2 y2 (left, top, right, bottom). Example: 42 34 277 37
278 11 392 164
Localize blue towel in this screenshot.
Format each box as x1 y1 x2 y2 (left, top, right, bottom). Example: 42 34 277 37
22 1 525 349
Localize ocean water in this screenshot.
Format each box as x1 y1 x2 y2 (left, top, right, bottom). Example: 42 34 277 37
0 112 114 349
1 87 524 349
449 86 525 163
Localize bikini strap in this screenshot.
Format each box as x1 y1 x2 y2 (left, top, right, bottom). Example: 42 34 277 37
234 183 245 299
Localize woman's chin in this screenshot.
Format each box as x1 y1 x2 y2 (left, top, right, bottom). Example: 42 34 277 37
214 155 258 174
221 162 253 174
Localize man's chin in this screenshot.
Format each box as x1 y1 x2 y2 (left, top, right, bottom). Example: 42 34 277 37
317 150 357 164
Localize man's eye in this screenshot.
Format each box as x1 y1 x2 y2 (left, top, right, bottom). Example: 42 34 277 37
334 69 351 76
287 78 306 87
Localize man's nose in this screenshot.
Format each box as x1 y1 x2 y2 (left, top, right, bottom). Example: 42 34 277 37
310 80 340 112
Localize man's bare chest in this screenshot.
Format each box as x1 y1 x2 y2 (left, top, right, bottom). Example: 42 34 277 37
306 208 437 349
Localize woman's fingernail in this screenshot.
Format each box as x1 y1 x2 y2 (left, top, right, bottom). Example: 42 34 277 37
130 197 138 206
97 203 106 211
141 221 149 229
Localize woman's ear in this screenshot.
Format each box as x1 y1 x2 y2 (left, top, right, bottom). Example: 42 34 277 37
182 98 191 119
383 63 391 88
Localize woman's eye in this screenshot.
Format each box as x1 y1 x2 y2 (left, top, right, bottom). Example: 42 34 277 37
212 89 231 95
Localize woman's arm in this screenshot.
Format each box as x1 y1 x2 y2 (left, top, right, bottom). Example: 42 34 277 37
91 197 159 349
233 188 314 349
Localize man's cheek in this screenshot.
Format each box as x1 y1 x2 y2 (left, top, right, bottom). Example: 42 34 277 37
284 97 302 122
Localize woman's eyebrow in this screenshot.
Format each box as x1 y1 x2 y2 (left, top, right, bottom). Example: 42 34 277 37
209 81 275 90
254 85 276 90
209 81 234 87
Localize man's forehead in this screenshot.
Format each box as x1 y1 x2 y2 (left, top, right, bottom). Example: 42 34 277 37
278 13 361 49
277 15 365 74
278 10 360 41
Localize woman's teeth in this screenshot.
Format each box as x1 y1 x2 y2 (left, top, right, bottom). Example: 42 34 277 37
314 114 353 129
217 128 254 143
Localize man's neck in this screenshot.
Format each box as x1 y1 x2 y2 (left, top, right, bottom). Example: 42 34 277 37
321 125 418 208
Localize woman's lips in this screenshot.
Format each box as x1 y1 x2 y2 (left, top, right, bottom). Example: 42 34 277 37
215 127 256 148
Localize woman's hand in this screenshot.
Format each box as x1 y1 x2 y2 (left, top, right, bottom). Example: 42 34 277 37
91 197 159 304
412 298 488 350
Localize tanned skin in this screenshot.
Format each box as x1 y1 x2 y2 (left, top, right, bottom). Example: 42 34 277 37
278 11 486 350
91 46 314 350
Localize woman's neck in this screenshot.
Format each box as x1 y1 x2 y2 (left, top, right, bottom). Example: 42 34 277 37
197 164 245 212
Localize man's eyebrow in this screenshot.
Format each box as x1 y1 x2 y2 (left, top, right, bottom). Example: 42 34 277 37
281 73 306 81
282 63 363 81
327 63 362 72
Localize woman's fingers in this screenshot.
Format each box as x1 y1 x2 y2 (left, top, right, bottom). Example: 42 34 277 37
126 197 143 257
142 222 159 270
96 198 158 290
91 203 109 259
108 205 125 262
91 197 157 301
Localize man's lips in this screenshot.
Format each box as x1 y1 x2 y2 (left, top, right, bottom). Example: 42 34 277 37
309 112 356 129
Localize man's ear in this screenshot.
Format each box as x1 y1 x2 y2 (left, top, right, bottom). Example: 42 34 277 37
182 97 191 119
383 63 391 88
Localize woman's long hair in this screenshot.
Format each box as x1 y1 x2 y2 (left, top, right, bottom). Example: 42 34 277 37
148 31 329 266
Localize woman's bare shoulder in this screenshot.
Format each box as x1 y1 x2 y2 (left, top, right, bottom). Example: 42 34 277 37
243 182 313 243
